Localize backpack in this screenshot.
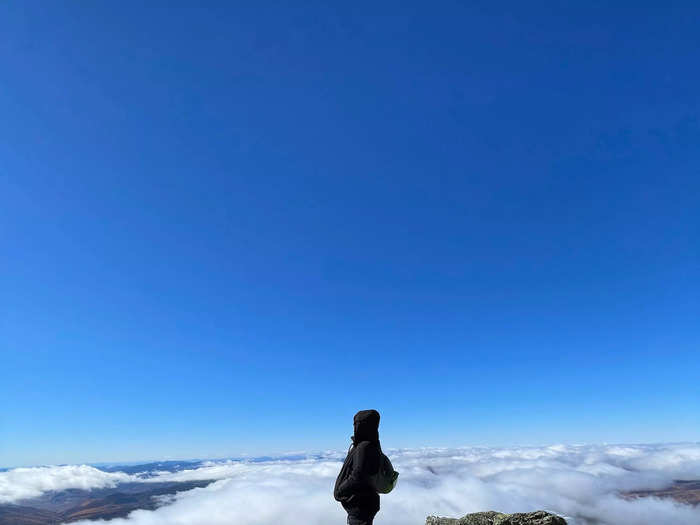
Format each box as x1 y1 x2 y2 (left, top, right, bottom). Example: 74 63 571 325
370 448 399 494
334 440 399 500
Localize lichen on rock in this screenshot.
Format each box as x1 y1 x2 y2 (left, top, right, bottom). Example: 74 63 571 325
425 510 567 525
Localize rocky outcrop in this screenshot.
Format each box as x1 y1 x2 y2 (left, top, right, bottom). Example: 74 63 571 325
426 510 567 525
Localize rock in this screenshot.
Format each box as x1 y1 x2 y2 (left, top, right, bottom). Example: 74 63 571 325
426 510 567 525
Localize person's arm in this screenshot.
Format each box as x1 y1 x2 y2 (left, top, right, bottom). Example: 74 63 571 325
336 443 373 499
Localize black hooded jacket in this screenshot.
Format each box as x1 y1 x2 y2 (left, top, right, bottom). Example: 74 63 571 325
333 409 381 516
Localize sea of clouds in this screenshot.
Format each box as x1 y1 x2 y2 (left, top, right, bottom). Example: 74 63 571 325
2 443 700 525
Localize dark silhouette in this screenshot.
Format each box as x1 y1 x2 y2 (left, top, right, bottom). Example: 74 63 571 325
334 409 382 525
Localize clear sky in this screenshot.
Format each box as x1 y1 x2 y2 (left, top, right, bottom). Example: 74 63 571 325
1 2 699 468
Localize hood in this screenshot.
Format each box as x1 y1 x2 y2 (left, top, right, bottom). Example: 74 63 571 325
352 409 380 444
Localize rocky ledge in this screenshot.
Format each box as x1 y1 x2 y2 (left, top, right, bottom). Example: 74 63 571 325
426 510 567 525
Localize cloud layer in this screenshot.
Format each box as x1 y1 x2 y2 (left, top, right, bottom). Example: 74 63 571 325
3 443 699 525
0 464 134 504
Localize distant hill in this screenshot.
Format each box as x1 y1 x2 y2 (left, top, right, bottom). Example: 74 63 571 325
0 480 214 524
622 479 700 506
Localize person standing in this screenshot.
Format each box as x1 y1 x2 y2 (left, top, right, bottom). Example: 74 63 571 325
334 409 382 525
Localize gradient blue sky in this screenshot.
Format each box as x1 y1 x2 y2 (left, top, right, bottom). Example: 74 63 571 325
2 2 699 468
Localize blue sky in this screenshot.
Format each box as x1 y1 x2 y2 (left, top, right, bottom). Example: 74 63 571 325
1 2 699 468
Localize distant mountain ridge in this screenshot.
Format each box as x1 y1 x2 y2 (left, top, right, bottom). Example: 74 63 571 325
96 460 204 476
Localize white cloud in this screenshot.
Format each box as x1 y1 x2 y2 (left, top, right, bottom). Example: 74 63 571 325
4 443 700 525
0 464 134 504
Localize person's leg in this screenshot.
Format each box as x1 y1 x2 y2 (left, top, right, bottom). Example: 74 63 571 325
347 513 373 525
347 511 377 525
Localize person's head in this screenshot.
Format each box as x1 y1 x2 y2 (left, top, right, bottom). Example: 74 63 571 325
352 409 380 443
